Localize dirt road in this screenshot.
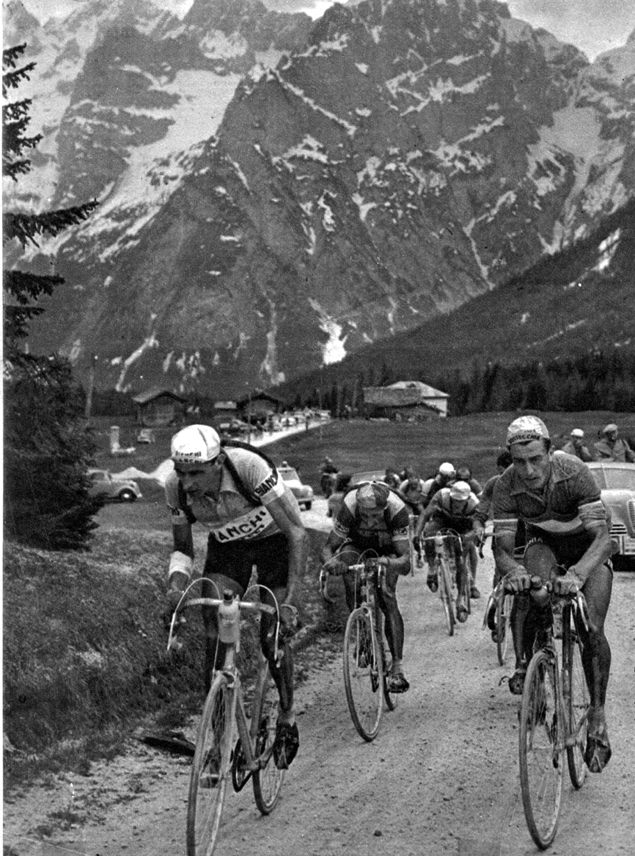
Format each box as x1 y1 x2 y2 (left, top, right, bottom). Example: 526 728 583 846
5 542 634 856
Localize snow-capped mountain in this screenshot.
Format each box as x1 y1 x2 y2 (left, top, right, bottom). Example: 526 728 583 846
5 0 634 398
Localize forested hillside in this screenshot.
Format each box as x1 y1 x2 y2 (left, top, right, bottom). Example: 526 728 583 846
273 197 635 415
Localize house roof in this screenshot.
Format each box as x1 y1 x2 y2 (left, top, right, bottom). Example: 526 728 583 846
236 391 285 406
387 381 449 398
131 387 186 405
363 388 434 407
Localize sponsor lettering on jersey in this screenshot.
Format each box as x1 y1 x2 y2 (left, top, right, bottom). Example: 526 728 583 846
254 471 278 498
213 506 273 542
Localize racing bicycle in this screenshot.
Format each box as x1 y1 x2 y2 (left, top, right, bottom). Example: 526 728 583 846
320 551 397 741
422 529 471 634
168 582 292 856
515 579 590 850
483 579 514 665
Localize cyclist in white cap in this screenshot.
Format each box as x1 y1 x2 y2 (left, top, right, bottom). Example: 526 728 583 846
492 415 614 773
561 428 594 462
320 481 412 692
420 461 456 509
415 479 482 617
164 424 308 769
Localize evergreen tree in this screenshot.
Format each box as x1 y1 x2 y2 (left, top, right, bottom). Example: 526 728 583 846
3 44 101 550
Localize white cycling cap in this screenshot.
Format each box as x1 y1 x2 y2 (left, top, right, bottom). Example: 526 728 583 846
570 428 584 438
171 424 221 464
449 480 471 501
438 462 455 476
506 415 550 446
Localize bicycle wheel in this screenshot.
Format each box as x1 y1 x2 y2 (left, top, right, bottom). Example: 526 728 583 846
519 649 564 850
456 557 471 618
437 557 455 636
377 614 397 712
563 612 589 789
496 593 514 666
187 676 234 856
343 607 383 741
252 671 285 814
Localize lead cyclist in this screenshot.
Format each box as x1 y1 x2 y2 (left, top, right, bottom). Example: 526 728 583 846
163 424 308 770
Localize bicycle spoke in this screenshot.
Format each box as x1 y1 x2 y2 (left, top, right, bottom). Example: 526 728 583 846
187 678 232 856
343 609 383 741
519 651 563 850
252 673 285 814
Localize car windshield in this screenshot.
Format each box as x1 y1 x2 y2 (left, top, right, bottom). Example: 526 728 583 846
280 468 299 481
591 466 635 491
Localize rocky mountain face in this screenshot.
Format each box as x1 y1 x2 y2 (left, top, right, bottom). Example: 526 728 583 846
5 0 634 399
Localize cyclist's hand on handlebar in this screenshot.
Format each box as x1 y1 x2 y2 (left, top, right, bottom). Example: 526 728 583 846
279 603 300 641
323 558 347 577
162 587 185 631
550 572 580 597
503 568 532 594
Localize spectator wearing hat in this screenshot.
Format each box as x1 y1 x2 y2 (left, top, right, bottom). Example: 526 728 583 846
594 424 635 463
562 429 594 462
320 481 412 693
492 414 614 773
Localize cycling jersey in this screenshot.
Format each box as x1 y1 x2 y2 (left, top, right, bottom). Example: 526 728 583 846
399 478 427 508
334 489 410 552
425 487 480 534
492 453 608 538
165 446 293 542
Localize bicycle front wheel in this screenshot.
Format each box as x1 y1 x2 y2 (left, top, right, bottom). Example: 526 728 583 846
437 557 455 636
252 671 285 814
496 593 514 666
187 675 234 856
343 607 383 741
377 613 397 713
563 613 589 789
519 649 564 850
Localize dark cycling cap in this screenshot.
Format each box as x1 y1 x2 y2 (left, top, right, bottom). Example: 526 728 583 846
356 482 390 509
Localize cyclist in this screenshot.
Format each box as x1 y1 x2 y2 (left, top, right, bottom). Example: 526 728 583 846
415 480 482 616
421 462 456 508
320 481 412 693
455 464 483 498
492 415 613 773
398 468 427 514
164 424 308 770
319 456 339 497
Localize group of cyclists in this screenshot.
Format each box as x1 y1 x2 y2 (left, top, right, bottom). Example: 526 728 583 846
164 413 615 781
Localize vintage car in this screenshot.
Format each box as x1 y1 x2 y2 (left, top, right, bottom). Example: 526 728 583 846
88 469 143 503
278 465 314 510
349 470 389 487
587 461 635 571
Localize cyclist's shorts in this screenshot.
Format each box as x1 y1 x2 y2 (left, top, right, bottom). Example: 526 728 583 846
203 532 289 591
523 529 603 572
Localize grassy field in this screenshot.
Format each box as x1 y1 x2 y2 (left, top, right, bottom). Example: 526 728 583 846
5 410 634 785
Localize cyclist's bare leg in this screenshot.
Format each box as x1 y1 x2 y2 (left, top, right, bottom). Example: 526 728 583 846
579 564 613 770
259 584 295 720
201 572 244 691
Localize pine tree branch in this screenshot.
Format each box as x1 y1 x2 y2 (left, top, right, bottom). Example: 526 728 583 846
2 45 27 70
3 201 99 247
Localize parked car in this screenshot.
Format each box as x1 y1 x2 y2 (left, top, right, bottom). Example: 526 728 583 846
217 418 251 437
587 461 635 570
278 465 314 510
88 469 143 503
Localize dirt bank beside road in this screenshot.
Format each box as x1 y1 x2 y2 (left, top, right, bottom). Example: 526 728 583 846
5 550 634 856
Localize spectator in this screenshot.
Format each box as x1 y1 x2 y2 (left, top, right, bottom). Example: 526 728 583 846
562 429 594 462
327 473 352 519
593 424 635 463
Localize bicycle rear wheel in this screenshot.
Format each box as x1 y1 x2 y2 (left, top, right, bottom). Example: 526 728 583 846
496 593 514 666
437 557 455 636
343 607 383 741
187 676 233 856
563 611 589 789
519 649 564 850
252 670 285 814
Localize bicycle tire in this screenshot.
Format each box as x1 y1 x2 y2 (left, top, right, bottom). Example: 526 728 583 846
187 675 233 856
437 557 455 636
377 612 398 712
563 609 589 789
456 556 471 619
252 671 285 814
496 593 514 666
343 607 383 741
519 649 563 850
